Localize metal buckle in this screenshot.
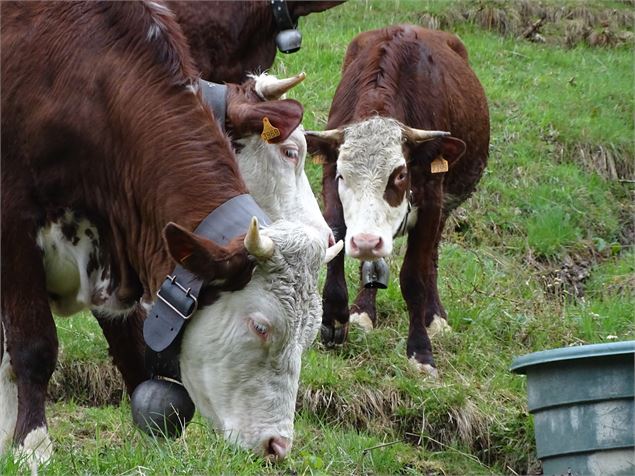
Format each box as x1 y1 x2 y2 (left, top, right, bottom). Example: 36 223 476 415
156 275 198 320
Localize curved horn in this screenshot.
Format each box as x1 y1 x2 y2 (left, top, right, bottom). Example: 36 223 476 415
402 125 451 143
244 217 275 260
259 72 306 100
324 240 344 264
304 128 344 144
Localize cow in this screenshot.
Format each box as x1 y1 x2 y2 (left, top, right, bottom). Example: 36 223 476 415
167 1 344 83
94 72 335 398
306 25 490 376
0 1 340 469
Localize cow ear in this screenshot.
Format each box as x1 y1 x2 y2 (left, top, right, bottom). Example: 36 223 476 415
304 129 343 162
411 136 466 172
438 137 467 168
227 99 303 143
163 223 251 282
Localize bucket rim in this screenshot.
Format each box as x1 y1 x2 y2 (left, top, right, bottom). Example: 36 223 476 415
510 340 635 374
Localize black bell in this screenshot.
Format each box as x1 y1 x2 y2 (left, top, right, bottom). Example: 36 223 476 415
362 259 390 289
131 378 195 439
275 29 302 54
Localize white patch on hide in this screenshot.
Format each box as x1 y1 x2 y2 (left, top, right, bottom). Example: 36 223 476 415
350 312 373 332
427 315 452 339
336 117 411 258
17 426 52 475
0 330 18 457
36 210 133 318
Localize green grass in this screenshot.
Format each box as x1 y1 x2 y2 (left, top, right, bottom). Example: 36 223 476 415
2 0 634 474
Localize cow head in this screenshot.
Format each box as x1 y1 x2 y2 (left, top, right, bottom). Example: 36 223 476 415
225 73 334 247
163 218 342 460
306 116 465 260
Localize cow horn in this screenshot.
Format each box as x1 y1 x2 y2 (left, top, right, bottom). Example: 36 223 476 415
324 240 344 264
244 217 275 259
260 72 306 99
402 126 451 143
304 129 344 144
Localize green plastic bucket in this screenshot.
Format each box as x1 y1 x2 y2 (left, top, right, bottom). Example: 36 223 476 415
511 341 635 476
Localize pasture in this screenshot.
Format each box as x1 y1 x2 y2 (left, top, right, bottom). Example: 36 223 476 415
2 0 633 474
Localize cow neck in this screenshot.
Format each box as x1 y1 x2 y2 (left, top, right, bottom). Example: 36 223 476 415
144 194 271 383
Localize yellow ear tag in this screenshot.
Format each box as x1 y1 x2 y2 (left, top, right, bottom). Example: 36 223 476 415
431 155 448 174
261 117 281 143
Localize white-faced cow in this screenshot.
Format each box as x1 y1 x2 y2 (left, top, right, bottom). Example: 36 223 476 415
94 72 335 399
306 25 490 375
167 1 344 83
0 1 340 469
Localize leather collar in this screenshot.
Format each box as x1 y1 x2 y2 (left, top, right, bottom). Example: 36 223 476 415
144 194 270 380
199 80 227 132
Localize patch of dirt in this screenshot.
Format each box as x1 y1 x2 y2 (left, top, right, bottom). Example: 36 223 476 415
418 0 634 49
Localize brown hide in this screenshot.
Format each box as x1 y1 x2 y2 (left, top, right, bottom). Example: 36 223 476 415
0 0 250 442
317 25 489 371
167 1 343 82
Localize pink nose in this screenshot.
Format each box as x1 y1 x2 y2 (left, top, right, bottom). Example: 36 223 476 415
265 436 291 461
350 233 383 256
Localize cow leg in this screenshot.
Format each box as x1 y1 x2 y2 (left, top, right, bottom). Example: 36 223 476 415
93 306 148 396
321 251 350 345
401 204 443 376
424 214 452 338
321 162 349 345
1 232 57 469
350 267 377 332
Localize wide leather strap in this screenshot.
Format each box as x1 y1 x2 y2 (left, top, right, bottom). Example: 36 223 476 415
143 194 270 379
199 80 227 132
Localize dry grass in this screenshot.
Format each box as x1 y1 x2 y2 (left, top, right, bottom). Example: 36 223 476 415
555 143 635 181
418 1 634 48
48 359 125 406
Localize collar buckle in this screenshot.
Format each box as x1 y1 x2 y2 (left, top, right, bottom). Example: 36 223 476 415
156 274 198 320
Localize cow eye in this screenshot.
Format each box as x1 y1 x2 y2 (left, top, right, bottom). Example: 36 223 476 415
249 318 269 340
283 147 299 160
396 171 408 183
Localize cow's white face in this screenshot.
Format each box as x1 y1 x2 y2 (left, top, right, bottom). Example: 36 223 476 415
178 220 324 459
237 127 333 246
336 117 412 260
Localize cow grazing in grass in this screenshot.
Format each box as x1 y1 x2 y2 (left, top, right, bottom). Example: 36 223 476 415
167 1 343 82
0 1 339 468
95 72 334 397
306 25 490 375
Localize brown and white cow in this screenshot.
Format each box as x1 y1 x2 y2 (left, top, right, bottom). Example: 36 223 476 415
94 72 335 398
0 1 339 469
306 25 490 375
167 1 344 83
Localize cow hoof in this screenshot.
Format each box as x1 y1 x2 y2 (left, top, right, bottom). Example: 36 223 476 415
321 322 348 346
17 426 53 473
350 312 374 332
408 357 439 378
427 315 452 339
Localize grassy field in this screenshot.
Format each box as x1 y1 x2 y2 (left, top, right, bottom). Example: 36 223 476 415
2 1 634 474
